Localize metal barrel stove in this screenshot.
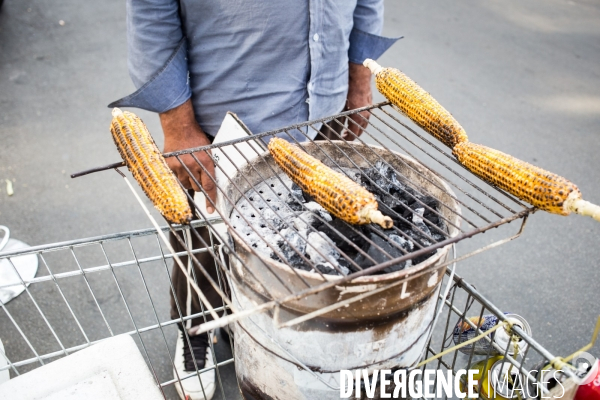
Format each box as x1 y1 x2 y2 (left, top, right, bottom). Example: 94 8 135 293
220 141 461 399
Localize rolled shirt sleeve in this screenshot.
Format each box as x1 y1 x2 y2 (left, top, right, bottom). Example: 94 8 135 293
348 0 402 64
109 0 191 113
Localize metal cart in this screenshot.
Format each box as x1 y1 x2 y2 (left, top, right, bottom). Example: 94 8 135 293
0 103 592 399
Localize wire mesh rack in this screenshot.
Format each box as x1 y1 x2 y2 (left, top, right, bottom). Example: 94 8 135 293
0 102 579 399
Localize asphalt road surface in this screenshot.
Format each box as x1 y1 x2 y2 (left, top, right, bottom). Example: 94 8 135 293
0 0 599 399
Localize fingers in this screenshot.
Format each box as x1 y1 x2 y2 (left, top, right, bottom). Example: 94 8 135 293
345 111 369 141
166 157 191 190
318 118 346 140
167 154 216 214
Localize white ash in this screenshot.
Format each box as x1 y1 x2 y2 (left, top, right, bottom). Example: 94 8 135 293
389 234 413 269
230 172 349 276
389 234 414 252
304 202 333 222
293 212 312 232
277 228 307 265
293 206 331 232
412 208 432 238
410 207 432 246
229 176 298 257
306 232 339 267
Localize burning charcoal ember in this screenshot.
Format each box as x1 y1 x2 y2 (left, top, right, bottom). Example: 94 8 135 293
301 190 315 203
315 263 349 276
362 161 393 189
420 196 438 212
389 234 414 252
317 219 368 255
277 228 307 265
286 183 306 211
406 227 432 250
286 195 305 211
412 208 432 238
290 182 304 200
362 162 401 208
397 185 419 205
305 232 340 271
336 257 353 274
356 232 410 272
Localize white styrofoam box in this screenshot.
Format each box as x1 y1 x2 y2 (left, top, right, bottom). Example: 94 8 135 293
0 334 163 400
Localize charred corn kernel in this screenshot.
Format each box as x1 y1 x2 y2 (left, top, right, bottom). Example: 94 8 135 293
268 138 393 229
364 59 468 149
110 108 193 224
453 141 600 221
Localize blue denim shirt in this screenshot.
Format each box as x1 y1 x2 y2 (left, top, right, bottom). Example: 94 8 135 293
110 0 400 141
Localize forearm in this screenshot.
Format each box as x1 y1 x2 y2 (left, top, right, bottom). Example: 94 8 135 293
347 62 372 110
160 99 208 152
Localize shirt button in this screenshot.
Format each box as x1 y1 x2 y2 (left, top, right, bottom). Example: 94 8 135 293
313 33 319 42
308 82 314 90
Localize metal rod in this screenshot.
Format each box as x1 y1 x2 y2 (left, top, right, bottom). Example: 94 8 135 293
0 218 222 259
70 102 392 179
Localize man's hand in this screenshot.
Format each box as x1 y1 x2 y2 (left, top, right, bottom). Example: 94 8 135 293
344 62 373 140
319 62 373 141
160 99 216 214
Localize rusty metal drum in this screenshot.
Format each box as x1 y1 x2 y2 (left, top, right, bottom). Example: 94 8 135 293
221 141 462 399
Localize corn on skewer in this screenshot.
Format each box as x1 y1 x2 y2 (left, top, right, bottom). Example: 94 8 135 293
268 138 393 229
453 142 600 221
364 59 468 149
110 108 193 224
365 59 600 221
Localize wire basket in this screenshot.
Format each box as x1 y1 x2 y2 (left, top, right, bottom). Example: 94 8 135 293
0 230 579 399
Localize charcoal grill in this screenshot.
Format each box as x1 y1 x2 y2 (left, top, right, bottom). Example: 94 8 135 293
1 102 587 399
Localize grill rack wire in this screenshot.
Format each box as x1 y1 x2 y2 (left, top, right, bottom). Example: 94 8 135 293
0 102 578 399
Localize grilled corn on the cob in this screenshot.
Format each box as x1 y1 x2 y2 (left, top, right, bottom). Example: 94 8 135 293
453 141 600 220
110 108 193 224
364 59 600 222
364 59 468 149
268 138 393 229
